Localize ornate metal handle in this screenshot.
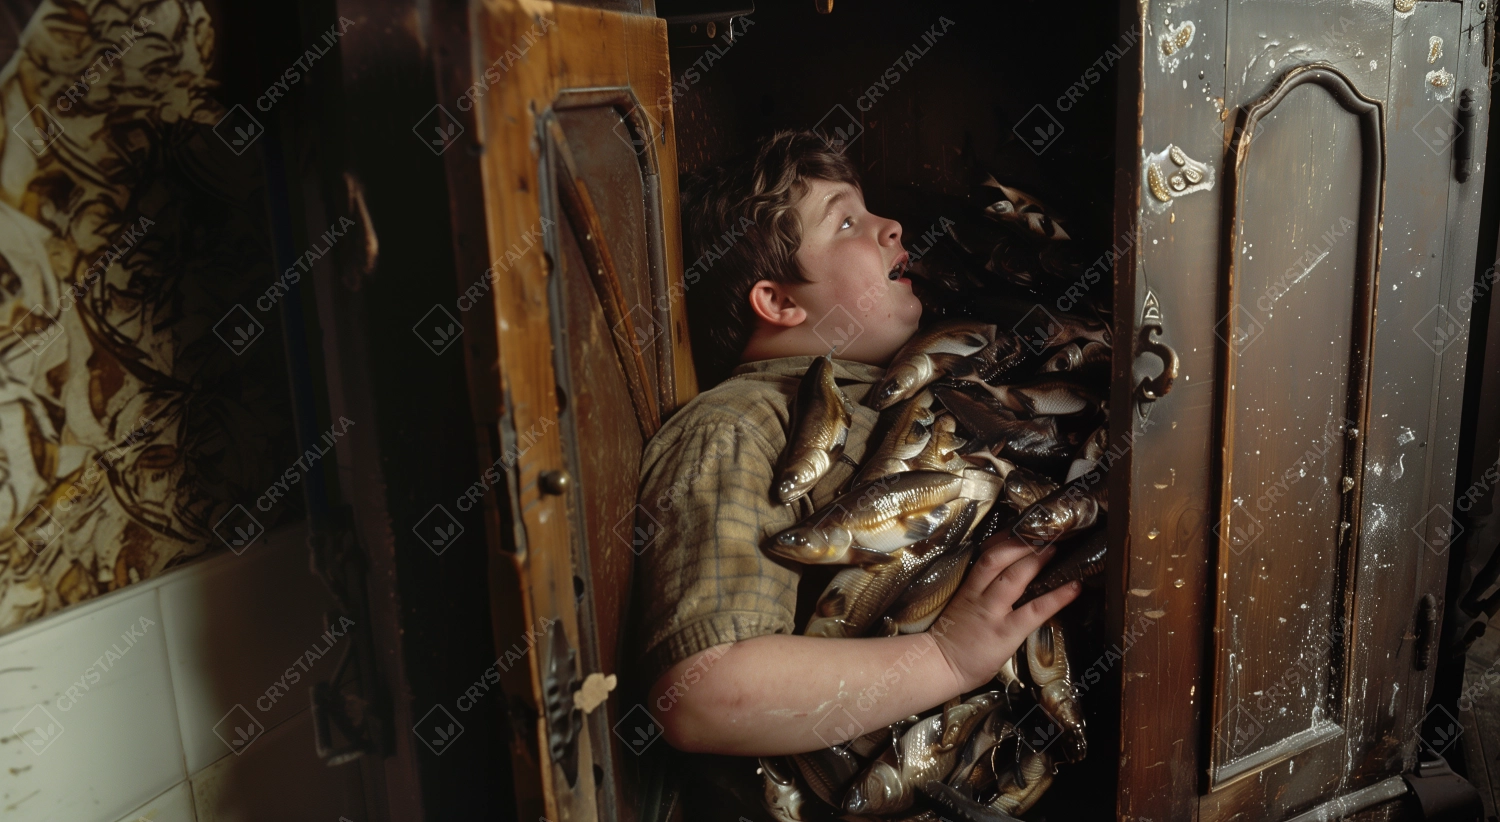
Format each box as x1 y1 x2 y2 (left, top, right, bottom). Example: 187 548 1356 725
1135 320 1179 402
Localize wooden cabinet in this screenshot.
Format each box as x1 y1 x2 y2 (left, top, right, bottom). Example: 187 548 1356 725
460 1 1494 820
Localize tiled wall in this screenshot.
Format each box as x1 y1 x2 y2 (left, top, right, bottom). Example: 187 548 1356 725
0 521 366 822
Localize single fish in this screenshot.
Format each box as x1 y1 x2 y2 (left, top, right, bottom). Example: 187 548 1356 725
759 756 809 822
1019 528 1108 604
851 390 938 487
953 373 1104 418
776 353 854 505
989 746 1056 815
1040 339 1111 375
881 544 974 635
790 745 863 808
1065 424 1110 482
947 333 1034 386
807 502 978 638
936 386 1081 471
939 691 1006 752
770 470 1001 564
869 320 996 410
908 412 969 473
1003 464 1060 511
1025 620 1086 763
1011 476 1107 548
947 710 1015 799
845 708 957 814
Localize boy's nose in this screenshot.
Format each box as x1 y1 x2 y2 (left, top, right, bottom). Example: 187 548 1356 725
883 218 903 245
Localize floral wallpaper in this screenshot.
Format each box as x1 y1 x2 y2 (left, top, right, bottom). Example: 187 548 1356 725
0 0 296 630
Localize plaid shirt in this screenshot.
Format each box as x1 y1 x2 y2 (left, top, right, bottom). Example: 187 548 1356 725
633 355 885 690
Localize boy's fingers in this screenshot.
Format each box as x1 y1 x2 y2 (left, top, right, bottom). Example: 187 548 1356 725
1005 580 1083 640
980 542 1056 605
963 539 1041 596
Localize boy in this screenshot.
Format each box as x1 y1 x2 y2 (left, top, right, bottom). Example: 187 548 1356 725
631 130 1080 817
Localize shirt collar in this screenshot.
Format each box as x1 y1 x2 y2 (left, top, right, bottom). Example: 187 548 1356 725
728 355 886 384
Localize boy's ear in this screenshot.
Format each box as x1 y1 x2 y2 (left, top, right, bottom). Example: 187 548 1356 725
747 279 808 328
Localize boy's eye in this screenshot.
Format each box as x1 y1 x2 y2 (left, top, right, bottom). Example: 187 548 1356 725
839 216 853 230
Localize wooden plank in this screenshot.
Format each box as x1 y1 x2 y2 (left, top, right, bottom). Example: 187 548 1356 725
1112 1 1227 819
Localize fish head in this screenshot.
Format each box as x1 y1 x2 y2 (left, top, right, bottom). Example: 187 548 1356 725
769 523 852 564
775 456 825 505
842 758 903 814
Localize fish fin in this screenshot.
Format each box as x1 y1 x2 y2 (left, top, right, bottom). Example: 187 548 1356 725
902 503 952 542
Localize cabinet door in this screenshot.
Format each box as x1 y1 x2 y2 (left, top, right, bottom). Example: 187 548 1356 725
468 3 695 821
1110 0 1491 818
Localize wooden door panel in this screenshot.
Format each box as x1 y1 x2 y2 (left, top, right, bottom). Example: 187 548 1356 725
473 3 694 821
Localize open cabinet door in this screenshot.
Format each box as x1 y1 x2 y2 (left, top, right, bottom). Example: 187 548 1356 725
1111 0 1491 819
468 2 696 820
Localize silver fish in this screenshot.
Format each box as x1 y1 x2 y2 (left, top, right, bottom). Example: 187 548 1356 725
989 747 1055 815
1040 340 1111 374
935 386 1082 471
1003 464 1059 511
1026 620 1086 763
807 502 977 638
790 745 863 808
908 412 969 473
870 320 996 410
1011 476 1107 548
770 470 1001 564
776 353 854 504
953 373 1103 418
881 544 974 635
1020 528 1108 604
852 390 937 487
1065 424 1109 482
759 756 809 822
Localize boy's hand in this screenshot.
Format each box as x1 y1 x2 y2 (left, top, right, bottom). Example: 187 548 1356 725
931 535 1083 693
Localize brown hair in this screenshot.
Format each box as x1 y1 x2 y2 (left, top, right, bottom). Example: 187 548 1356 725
679 129 862 388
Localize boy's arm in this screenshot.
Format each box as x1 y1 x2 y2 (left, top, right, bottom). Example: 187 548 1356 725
652 536 1081 756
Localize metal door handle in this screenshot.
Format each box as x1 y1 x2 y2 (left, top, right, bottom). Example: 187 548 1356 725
1135 320 1179 402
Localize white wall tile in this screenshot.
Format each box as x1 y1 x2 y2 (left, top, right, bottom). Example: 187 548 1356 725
112 782 195 822
157 523 340 774
190 709 363 822
0 589 184 822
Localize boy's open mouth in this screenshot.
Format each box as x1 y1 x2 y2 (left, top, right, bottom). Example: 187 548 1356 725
888 251 911 281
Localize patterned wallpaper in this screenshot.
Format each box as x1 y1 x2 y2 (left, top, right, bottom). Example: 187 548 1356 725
0 0 297 630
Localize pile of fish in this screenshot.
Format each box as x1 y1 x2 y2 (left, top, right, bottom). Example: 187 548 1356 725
758 177 1114 821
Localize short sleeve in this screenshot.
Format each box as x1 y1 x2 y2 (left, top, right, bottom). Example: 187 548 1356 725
632 412 804 689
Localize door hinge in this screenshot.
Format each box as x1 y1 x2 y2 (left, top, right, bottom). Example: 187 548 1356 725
542 622 583 788
1403 751 1484 820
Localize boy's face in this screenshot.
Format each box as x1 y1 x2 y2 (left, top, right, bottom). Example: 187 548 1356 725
779 179 923 364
